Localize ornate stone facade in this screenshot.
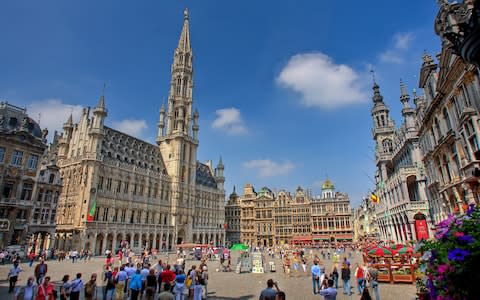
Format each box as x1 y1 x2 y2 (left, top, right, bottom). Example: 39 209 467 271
0 101 60 251
417 49 480 226
371 79 432 244
55 10 225 254
226 180 353 247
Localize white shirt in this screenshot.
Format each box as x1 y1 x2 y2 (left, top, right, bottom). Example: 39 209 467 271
9 265 23 277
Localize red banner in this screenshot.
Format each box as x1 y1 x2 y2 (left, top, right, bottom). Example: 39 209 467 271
415 219 429 240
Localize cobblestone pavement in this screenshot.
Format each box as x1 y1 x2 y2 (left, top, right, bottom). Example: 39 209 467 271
0 250 417 300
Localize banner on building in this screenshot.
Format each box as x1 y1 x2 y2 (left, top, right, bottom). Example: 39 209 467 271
415 219 429 240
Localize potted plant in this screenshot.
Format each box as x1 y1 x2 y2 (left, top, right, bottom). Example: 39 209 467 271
419 204 479 299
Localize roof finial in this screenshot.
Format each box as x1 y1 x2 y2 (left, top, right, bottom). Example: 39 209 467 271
184 8 189 20
370 69 377 85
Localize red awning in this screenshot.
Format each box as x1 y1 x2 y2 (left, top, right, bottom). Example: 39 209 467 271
291 236 312 241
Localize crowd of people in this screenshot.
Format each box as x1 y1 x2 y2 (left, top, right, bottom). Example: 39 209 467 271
7 245 212 300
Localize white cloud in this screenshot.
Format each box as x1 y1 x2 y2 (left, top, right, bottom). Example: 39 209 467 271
27 99 83 136
379 50 404 64
111 119 148 138
394 32 414 50
379 32 415 64
212 108 248 135
243 159 294 177
276 52 367 110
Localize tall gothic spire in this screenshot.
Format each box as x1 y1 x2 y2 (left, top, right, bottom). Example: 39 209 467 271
178 8 191 52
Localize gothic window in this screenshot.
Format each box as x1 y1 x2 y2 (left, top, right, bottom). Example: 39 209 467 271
380 115 386 126
0 147 4 163
443 107 452 131
182 77 188 96
176 78 182 95
382 139 393 154
185 53 190 66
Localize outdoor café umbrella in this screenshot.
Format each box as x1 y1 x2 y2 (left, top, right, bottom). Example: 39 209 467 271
397 246 414 255
368 247 395 257
230 243 249 251
392 244 405 250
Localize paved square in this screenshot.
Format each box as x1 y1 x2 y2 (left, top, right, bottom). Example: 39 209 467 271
0 250 416 299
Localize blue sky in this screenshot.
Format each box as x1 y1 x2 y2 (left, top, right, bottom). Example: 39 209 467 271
0 1 441 207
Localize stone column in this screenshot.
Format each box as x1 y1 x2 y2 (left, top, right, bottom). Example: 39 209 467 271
112 234 117 252
409 221 416 241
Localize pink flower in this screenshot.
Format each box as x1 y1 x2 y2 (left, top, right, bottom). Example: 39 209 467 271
454 231 464 237
437 264 448 274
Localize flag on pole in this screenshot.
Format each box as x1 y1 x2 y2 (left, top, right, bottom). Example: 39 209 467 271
371 193 380 204
87 199 96 221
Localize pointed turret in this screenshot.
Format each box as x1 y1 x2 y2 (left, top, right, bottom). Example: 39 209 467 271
157 104 166 142
92 94 107 130
178 8 191 52
215 156 225 190
400 79 410 109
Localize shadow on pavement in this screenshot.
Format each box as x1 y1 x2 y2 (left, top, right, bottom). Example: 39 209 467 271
208 295 255 300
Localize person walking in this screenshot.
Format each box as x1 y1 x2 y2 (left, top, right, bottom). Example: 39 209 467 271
14 276 37 300
8 261 23 293
311 261 321 294
34 258 48 285
70 273 84 300
129 269 143 300
173 269 186 300
341 263 352 296
319 279 337 300
103 267 116 300
28 252 36 268
355 263 366 295
201 266 209 299
60 274 71 300
145 269 157 300
367 265 380 300
331 265 339 289
36 276 54 300
84 273 98 300
114 266 128 300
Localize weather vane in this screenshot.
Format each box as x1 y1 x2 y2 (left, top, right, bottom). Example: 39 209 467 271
370 69 377 85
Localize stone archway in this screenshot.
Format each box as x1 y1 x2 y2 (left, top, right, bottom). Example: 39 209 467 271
141 234 147 249
155 234 160 250
116 233 123 250
193 234 197 243
133 233 140 249
177 228 185 245
125 233 132 247
148 234 154 250
106 233 114 251
95 234 104 255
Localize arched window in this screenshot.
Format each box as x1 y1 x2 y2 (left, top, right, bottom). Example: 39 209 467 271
382 139 393 154
176 77 181 95
182 77 188 96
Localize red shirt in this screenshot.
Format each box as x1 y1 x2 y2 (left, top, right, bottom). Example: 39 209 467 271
37 283 54 300
161 270 176 283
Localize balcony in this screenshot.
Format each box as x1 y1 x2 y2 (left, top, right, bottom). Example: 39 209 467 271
409 201 428 211
0 198 34 207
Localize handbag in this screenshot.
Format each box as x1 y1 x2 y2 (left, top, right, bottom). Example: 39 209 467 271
185 276 192 289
